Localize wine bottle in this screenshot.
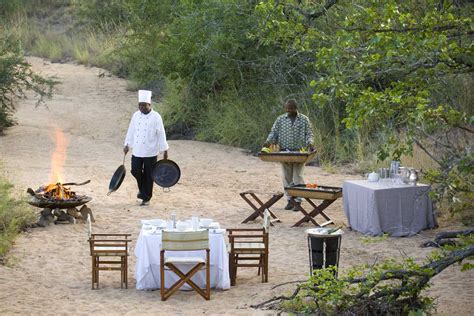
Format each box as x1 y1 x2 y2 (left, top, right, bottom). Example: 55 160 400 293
326 226 342 234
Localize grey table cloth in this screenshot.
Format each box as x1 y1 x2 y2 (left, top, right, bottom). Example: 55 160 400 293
343 180 437 237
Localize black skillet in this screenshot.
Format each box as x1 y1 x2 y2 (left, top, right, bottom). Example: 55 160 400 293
151 159 181 191
107 154 126 195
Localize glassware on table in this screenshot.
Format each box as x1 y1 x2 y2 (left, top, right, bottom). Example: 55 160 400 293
378 168 389 183
390 161 400 177
191 215 199 230
170 213 176 229
388 161 399 185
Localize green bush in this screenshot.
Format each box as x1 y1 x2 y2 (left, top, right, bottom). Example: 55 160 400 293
0 32 56 132
0 179 36 261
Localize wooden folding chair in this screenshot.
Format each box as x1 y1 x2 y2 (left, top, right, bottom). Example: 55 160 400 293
160 230 210 301
87 215 131 289
228 210 270 285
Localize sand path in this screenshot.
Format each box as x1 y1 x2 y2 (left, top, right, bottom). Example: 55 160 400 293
0 57 472 315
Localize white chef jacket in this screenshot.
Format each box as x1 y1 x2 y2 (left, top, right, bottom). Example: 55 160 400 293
124 110 169 157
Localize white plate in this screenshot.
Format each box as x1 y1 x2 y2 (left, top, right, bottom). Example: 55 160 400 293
200 222 220 229
149 219 164 227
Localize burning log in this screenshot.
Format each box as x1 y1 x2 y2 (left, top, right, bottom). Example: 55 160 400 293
79 205 94 223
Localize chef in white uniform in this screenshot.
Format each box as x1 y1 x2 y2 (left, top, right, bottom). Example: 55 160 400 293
123 90 169 206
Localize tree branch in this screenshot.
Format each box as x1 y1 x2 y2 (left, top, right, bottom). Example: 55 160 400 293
287 0 338 20
344 24 467 34
252 245 474 312
421 229 474 248
413 139 443 166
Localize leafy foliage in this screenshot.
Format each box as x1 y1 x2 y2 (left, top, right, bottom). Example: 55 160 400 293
115 0 318 151
2 0 472 220
0 32 56 133
0 179 36 261
256 0 473 222
280 261 436 315
261 239 473 315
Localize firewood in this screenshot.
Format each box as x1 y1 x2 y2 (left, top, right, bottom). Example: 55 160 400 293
66 207 81 218
62 180 91 186
40 208 52 216
79 205 94 222
52 208 63 217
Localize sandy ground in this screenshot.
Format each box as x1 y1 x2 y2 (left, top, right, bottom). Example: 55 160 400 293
0 57 472 315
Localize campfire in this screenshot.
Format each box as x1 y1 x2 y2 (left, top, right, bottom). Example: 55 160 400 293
38 183 75 200
27 128 93 227
27 180 93 227
29 180 90 202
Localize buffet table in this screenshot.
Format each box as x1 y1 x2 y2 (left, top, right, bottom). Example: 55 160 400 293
343 180 437 236
135 223 230 290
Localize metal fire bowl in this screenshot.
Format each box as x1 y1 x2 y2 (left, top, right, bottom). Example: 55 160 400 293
28 196 92 209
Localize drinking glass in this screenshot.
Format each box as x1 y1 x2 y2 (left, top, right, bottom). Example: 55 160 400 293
191 215 199 230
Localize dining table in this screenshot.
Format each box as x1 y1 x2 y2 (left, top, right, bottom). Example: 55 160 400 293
343 180 437 237
134 220 231 291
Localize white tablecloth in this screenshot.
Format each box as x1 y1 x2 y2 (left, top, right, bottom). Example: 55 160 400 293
135 227 230 290
343 180 437 236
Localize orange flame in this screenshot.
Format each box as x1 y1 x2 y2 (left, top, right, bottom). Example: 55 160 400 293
49 128 69 184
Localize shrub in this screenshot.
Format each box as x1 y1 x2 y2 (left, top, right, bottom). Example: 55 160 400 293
0 178 36 262
0 32 56 133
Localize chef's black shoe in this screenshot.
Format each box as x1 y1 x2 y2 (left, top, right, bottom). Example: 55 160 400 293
292 202 301 211
140 200 150 206
284 201 293 210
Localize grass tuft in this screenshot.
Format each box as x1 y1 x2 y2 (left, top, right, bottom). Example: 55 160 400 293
0 178 36 263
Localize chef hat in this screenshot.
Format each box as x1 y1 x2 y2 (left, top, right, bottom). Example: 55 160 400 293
138 90 152 104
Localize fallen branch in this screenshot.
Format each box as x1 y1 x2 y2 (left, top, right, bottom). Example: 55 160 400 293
252 245 474 313
421 229 474 248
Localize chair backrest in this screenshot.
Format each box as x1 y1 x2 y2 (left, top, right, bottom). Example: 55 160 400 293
162 230 209 251
263 209 271 233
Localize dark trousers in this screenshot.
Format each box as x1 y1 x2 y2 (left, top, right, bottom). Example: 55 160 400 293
131 155 157 201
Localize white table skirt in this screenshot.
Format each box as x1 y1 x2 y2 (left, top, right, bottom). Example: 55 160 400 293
343 180 437 236
135 228 230 290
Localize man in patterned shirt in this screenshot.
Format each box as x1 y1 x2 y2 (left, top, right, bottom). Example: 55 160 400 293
264 99 314 210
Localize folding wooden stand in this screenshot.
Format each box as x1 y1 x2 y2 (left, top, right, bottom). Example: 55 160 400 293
285 185 342 228
290 197 337 227
240 191 283 225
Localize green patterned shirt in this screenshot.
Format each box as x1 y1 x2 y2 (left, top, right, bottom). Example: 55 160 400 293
266 113 314 150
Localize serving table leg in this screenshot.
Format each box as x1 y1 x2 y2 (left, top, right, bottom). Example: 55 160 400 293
291 198 336 227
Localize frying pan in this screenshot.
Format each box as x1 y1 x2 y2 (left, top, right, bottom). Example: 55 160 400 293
151 159 181 190
108 154 126 195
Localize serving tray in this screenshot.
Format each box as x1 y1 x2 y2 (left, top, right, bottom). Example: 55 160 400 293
257 150 317 163
285 184 342 200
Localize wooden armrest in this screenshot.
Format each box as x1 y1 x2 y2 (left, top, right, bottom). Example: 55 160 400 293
227 228 264 233
91 233 132 237
90 239 131 243
229 234 265 239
